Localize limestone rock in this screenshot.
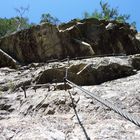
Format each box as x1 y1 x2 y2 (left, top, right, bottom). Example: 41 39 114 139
0 18 140 65
36 57 135 85
59 18 140 55
0 55 140 139
136 32 140 41
0 23 62 64
131 54 140 70
0 49 18 69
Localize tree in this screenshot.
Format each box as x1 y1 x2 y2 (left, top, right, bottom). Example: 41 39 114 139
84 1 131 23
0 6 32 38
14 6 31 30
40 13 60 25
0 18 16 37
0 17 31 38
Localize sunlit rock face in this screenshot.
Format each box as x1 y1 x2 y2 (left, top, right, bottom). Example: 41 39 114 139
0 23 63 63
0 18 140 66
1 17 140 140
136 32 140 41
59 18 140 55
0 49 18 69
0 55 140 139
35 59 135 86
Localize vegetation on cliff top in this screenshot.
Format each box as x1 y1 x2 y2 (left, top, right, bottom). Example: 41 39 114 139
0 1 136 38
83 1 136 27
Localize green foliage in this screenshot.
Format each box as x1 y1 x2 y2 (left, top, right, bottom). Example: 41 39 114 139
0 17 18 37
0 6 32 38
14 6 32 30
0 17 31 37
40 13 60 25
84 1 130 23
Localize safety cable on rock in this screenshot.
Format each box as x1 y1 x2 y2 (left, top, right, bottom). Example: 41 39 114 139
65 79 140 128
45 53 126 64
68 90 90 140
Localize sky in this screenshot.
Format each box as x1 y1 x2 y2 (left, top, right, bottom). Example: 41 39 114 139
0 0 140 31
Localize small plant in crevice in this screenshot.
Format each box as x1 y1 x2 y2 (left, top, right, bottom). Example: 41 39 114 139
8 81 16 91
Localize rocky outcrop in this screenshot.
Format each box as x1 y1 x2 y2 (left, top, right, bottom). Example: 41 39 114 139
131 54 140 70
59 18 140 55
136 32 140 41
0 22 94 65
36 56 135 85
0 23 63 64
0 55 140 139
0 49 18 69
0 18 140 65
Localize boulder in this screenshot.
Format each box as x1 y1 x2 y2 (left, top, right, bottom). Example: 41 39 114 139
36 60 135 86
60 18 140 55
0 49 18 69
131 54 140 70
136 32 140 41
0 22 94 64
0 18 140 65
0 23 63 64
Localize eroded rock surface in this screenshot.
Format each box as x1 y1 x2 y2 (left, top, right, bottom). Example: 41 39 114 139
0 18 140 66
36 56 135 85
131 54 140 70
0 49 18 69
0 55 140 139
59 19 140 56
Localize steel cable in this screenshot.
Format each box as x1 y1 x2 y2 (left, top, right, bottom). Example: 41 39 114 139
66 79 140 127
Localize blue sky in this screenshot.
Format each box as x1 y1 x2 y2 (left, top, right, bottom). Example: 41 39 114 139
0 0 140 30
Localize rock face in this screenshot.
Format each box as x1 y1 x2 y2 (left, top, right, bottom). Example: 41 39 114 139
36 58 135 85
0 55 140 139
0 18 140 66
0 23 63 64
131 54 140 70
60 19 140 56
0 18 140 139
136 32 140 41
0 49 18 69
0 22 94 65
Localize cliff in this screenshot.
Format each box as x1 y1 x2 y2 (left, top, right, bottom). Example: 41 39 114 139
0 18 140 66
